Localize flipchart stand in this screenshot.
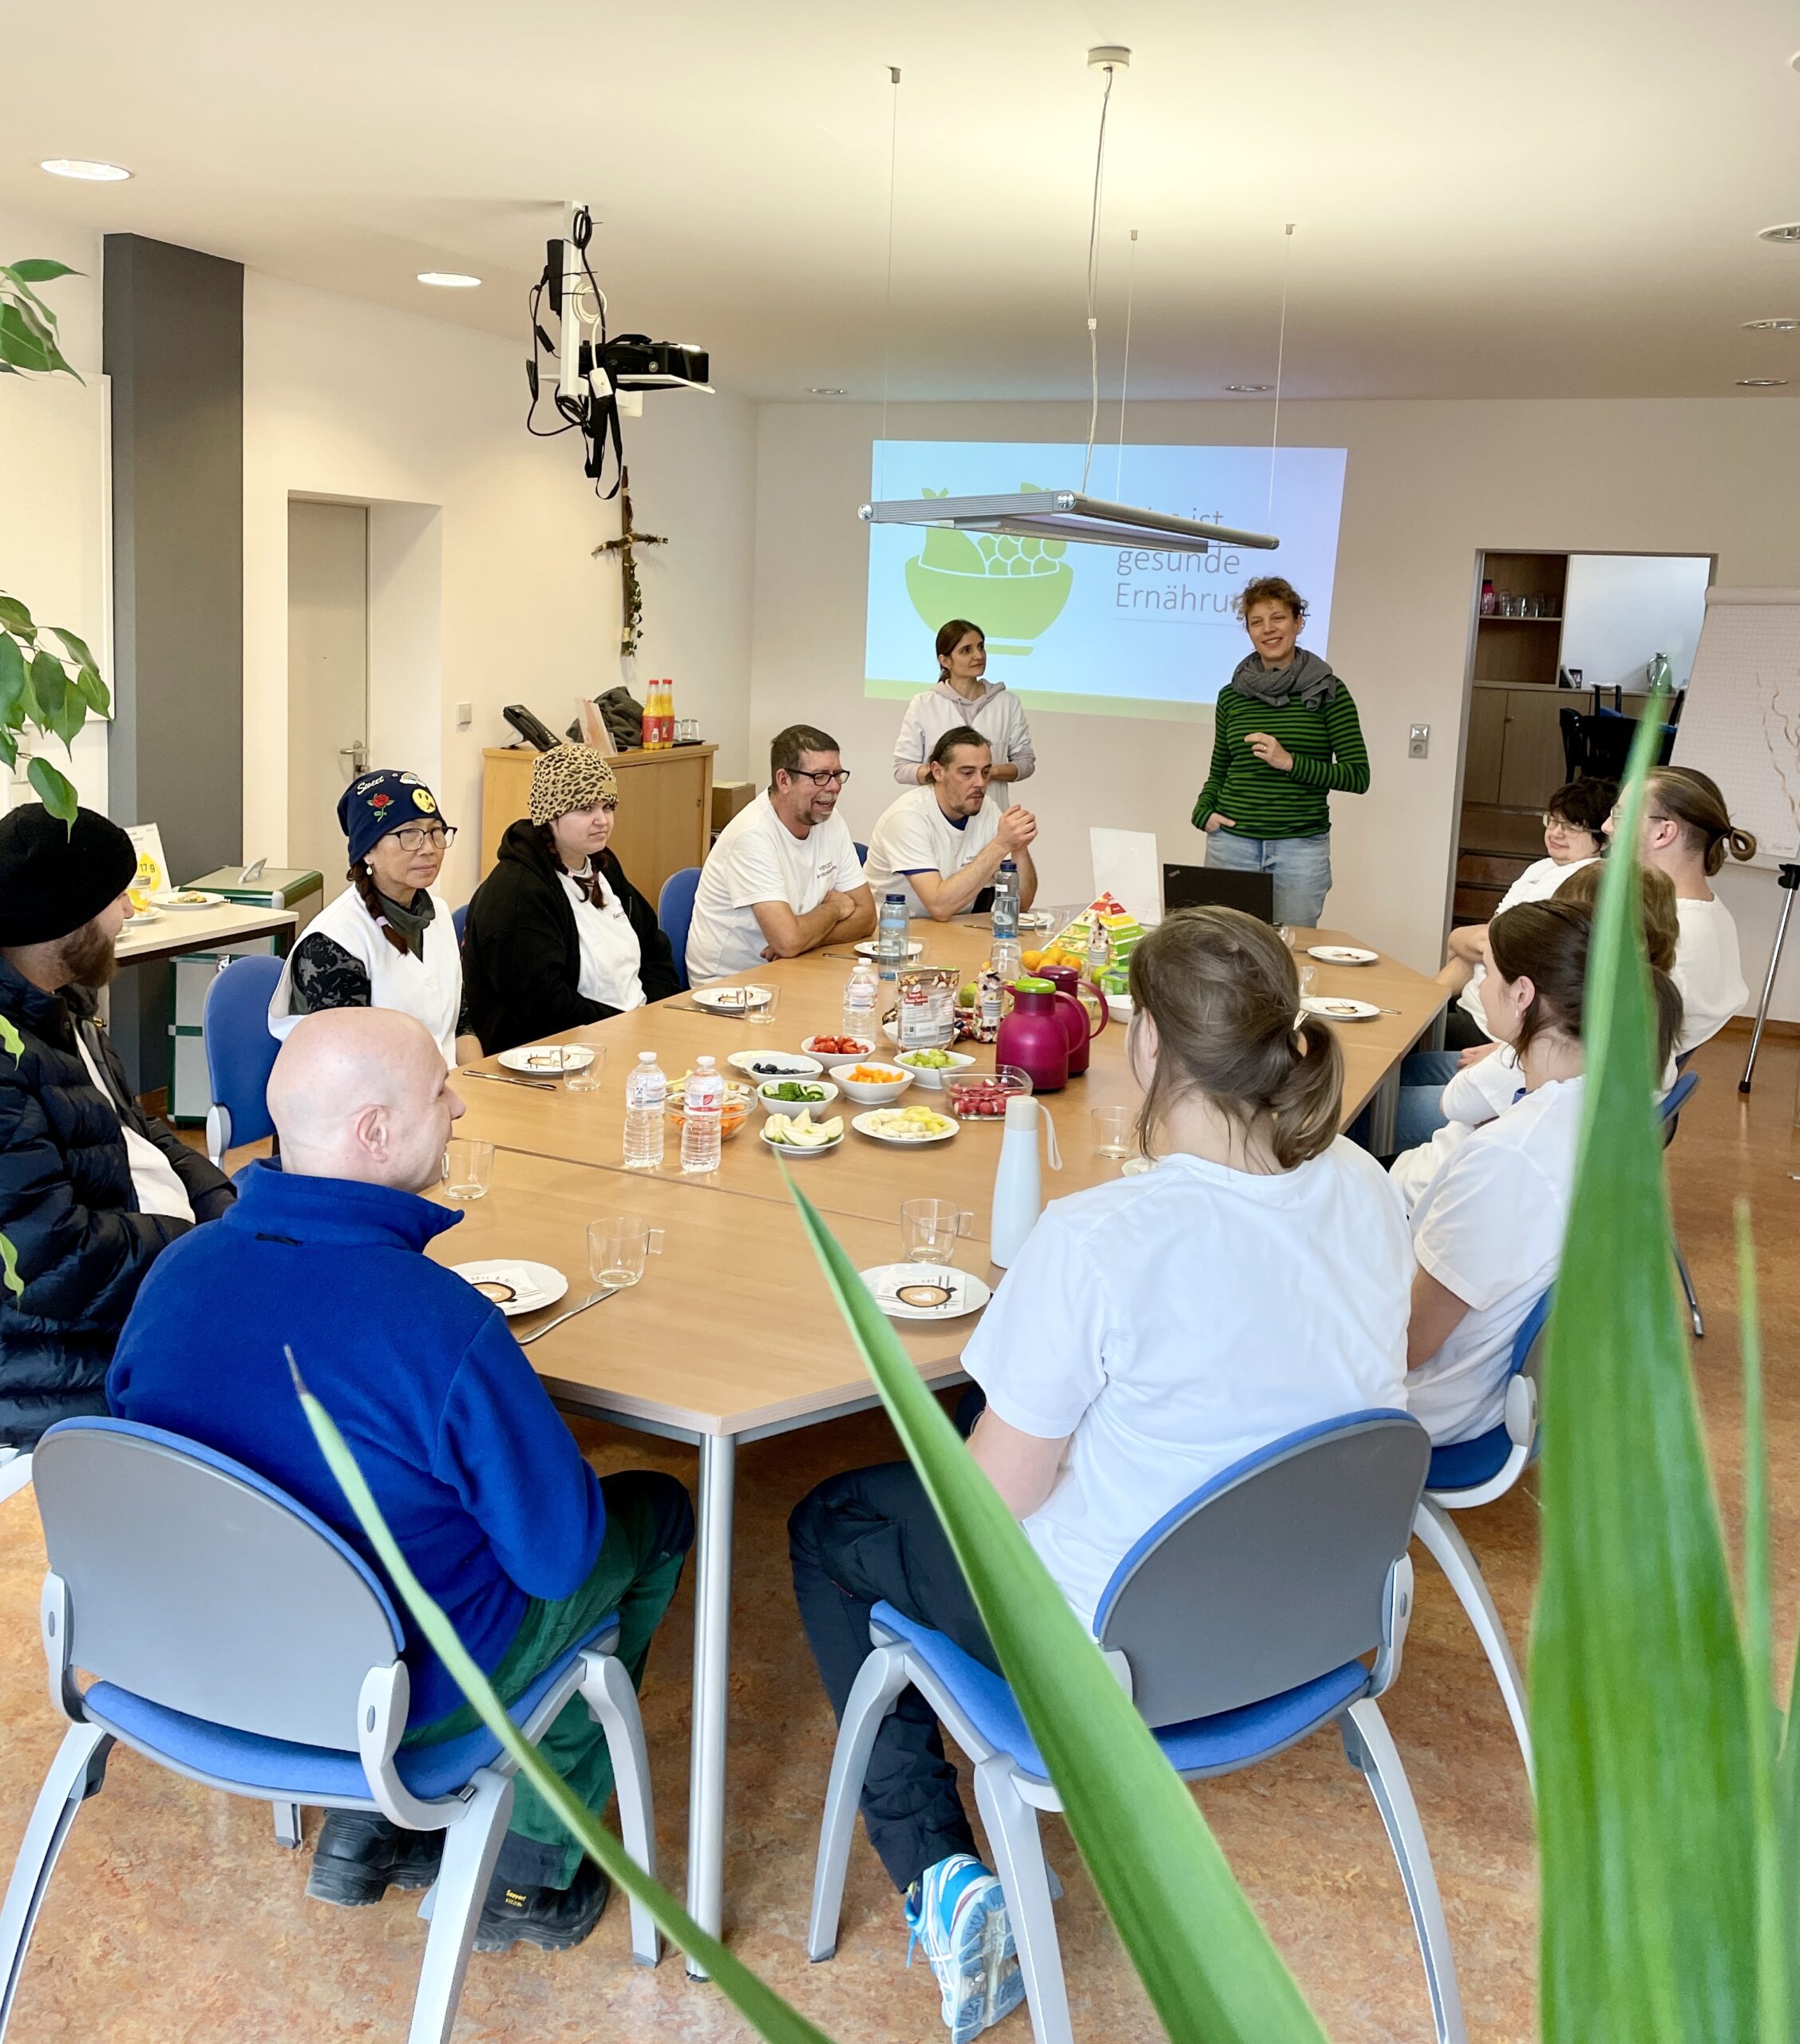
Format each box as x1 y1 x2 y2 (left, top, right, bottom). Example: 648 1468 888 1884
1740 862 1800 1094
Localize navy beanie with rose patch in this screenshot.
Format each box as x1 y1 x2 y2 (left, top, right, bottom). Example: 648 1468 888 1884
337 770 450 866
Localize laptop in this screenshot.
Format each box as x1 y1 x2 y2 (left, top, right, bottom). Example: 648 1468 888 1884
1161 862 1276 925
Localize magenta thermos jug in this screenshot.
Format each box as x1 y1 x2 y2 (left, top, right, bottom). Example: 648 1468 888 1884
1035 965 1109 1076
995 978 1070 1092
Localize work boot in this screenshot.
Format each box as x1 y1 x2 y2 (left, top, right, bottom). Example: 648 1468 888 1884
305 1810 445 1907
474 1858 611 1953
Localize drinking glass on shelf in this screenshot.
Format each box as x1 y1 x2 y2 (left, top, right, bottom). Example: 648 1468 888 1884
899 1198 972 1264
441 1139 495 1202
587 1214 665 1289
1495 590 1513 616
562 1043 607 1094
677 718 700 743
1090 1105 1133 1159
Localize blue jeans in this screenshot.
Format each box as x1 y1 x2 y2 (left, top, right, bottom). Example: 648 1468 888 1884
1205 830 1332 928
1393 1052 1462 1155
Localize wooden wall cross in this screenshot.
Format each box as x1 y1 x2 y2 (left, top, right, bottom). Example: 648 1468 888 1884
591 466 667 663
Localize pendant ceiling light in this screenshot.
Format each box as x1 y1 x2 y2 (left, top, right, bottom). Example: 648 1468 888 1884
858 47 1281 559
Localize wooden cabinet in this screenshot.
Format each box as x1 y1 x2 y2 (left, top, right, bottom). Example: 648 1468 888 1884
1461 688 1508 806
1464 685 1570 818
480 744 717 905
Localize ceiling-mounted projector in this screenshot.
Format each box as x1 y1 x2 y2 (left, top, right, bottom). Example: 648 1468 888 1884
600 335 711 391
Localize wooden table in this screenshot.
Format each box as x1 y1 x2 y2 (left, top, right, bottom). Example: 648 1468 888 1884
443 916 1446 1965
113 901 297 967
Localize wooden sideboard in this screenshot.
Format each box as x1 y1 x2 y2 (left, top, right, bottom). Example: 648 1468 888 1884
479 744 717 904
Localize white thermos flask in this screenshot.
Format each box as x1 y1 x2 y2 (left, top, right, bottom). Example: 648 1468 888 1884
990 1094 1060 1268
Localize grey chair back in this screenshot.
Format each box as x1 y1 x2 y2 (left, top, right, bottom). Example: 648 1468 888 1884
1094 1412 1429 1728
35 1420 402 1753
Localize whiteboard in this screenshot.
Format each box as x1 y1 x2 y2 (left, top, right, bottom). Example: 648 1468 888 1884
1670 589 1800 869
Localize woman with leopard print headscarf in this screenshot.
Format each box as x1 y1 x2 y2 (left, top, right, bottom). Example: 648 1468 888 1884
461 744 679 1056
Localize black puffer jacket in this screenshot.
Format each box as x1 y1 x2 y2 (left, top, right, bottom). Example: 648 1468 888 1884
462 822 681 1056
0 955 235 1447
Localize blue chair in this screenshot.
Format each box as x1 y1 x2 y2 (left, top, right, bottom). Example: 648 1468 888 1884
853 842 868 865
201 954 285 1167
657 866 702 990
452 903 469 947
1661 1068 1702 1337
0 1420 661 2043
1413 1291 1551 1788
807 1412 1465 2044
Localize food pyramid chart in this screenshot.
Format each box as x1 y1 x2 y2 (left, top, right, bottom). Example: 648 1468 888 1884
1036 893 1145 996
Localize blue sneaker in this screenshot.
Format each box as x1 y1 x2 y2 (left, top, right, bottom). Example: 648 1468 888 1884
904 1853 1026 2041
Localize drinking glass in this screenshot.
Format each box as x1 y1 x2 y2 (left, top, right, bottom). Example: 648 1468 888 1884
1090 1105 1133 1159
1276 925 1296 949
899 1198 972 1264
587 1214 666 1289
1298 964 1318 999
441 1138 495 1202
564 1043 607 1094
743 983 779 1028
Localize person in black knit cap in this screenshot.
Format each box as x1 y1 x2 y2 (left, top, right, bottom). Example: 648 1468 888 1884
0 802 233 1448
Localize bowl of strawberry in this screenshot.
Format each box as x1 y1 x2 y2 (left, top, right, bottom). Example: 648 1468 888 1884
801 1034 877 1068
944 1067 1034 1121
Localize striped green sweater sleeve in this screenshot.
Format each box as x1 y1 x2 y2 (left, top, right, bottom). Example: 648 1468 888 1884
1191 684 1370 840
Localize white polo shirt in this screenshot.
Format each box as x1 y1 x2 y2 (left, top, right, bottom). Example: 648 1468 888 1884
963 1139 1411 1634
862 785 1004 919
1671 893 1747 1054
1406 1075 1583 1444
685 792 865 984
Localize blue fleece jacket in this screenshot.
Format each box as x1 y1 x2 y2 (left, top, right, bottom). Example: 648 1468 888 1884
107 1162 605 1725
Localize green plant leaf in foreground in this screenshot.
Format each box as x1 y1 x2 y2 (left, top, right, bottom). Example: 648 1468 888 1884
1533 697 1764 2042
291 1356 835 2044
26 755 78 826
784 1171 1327 2044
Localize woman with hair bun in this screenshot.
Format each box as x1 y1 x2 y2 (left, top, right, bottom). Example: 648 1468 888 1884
787 905 1410 2036
892 619 1036 790
1191 575 1370 927
1605 764 1755 1054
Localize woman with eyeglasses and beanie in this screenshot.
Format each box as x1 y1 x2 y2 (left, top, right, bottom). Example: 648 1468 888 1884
269 769 474 1068
461 743 678 1057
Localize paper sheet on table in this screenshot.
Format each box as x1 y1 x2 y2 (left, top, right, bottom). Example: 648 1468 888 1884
125 823 170 897
1090 829 1162 925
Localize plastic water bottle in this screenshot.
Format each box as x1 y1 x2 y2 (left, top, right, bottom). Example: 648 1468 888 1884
842 958 879 1040
680 1054 724 1174
991 860 1019 944
876 892 909 980
623 1050 667 1170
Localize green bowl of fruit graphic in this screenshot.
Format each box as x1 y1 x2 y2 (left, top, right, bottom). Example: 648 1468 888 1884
904 521 1074 654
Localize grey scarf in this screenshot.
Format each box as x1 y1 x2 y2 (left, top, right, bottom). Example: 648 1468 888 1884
377 886 435 962
1228 645 1339 711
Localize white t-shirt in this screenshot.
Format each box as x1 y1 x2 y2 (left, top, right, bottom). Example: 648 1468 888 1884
74 1030 195 1223
962 1140 1412 1634
1671 893 1747 1054
892 681 1035 794
685 792 866 984
1457 854 1596 1033
562 867 645 1013
1406 1075 1583 1444
862 785 1003 919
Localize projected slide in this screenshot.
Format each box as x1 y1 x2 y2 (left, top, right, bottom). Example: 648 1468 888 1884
865 441 1347 721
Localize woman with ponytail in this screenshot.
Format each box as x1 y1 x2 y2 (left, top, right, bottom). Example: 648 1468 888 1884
1605 763 1755 1053
269 769 472 1069
787 906 1410 2033
1402 893 1683 1444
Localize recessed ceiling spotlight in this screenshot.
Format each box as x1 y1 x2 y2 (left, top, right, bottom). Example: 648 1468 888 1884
1224 383 1272 394
40 158 132 182
1736 376 1790 387
1743 317 1800 331
809 386 848 396
417 271 481 288
1758 223 1800 244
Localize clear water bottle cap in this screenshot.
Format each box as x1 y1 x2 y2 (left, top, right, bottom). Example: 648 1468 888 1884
697 1054 715 1068
638 1050 655 1063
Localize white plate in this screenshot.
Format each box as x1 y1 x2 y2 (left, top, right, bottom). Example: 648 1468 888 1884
1306 945 1379 965
448 1260 568 1317
852 1108 959 1146
760 1121 845 1156
854 938 925 960
861 1263 993 1321
499 1044 595 1075
150 889 227 910
121 906 165 930
1301 995 1381 1023
892 1049 976 1090
727 1049 823 1080
692 984 775 1015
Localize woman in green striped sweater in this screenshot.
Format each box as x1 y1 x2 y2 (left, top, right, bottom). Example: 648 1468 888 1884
1191 576 1370 927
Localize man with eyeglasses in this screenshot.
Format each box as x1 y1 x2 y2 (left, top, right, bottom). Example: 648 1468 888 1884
270 767 479 1068
686 724 876 983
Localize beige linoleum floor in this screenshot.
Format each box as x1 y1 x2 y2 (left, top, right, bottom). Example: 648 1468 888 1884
1 1028 1794 2043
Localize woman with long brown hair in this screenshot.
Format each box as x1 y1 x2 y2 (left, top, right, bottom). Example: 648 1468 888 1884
892 618 1036 790
788 905 1409 2041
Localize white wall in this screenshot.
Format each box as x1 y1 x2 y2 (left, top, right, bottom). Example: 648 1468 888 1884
243 272 756 905
1561 552 1711 692
0 204 109 818
751 396 1800 1025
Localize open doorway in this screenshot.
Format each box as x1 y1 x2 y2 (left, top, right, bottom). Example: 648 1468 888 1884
287 498 369 900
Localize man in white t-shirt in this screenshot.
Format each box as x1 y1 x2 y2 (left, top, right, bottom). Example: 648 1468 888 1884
685 725 876 984
862 727 1040 922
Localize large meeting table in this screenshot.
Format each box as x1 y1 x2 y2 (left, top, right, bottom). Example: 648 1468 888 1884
433 914 1448 1971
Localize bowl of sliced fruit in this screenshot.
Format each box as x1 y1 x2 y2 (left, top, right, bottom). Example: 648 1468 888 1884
944 1067 1034 1123
892 1047 977 1091
800 1034 877 1068
761 1107 845 1155
668 1075 755 1142
833 1062 914 1107
756 1077 840 1115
